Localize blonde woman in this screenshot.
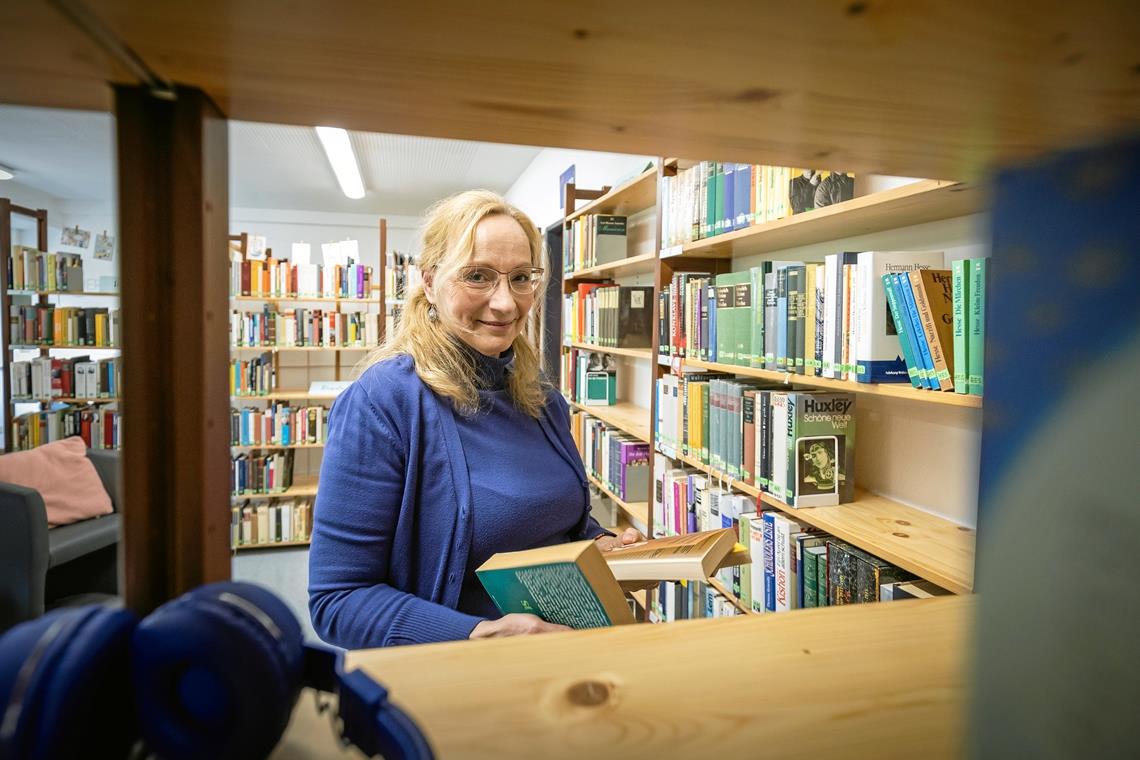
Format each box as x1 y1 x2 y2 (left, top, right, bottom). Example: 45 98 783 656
308 190 642 648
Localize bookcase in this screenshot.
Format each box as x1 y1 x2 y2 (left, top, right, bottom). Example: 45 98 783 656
561 160 981 619
227 221 388 552
1 199 122 453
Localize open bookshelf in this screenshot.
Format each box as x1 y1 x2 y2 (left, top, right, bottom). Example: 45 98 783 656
587 472 649 528
562 162 983 626
228 223 389 551
565 164 658 222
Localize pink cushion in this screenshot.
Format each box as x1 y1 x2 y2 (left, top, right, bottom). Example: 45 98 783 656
0 436 112 527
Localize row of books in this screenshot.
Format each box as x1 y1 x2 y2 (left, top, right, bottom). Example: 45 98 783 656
657 378 856 507
9 305 120 348
562 283 654 348
569 411 650 503
660 165 855 249
10 356 120 400
230 404 328 447
384 251 421 301
230 254 375 300
658 251 988 395
11 408 121 452
229 353 275 397
649 580 745 623
7 247 86 293
231 498 313 548
561 349 617 406
231 450 295 496
563 214 628 273
229 308 381 349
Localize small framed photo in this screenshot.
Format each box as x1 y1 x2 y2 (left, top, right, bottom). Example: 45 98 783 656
61 226 91 249
94 232 115 260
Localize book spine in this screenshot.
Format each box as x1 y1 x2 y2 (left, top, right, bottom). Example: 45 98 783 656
898 272 937 389
909 269 953 390
968 257 987 396
882 273 923 388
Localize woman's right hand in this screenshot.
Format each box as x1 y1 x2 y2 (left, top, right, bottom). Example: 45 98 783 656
469 614 571 639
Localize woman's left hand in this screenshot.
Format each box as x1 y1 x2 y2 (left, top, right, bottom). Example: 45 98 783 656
594 527 645 552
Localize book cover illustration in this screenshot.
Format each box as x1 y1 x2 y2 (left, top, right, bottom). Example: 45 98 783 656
786 392 856 507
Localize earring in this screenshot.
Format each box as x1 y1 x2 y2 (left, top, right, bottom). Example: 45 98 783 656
427 305 438 322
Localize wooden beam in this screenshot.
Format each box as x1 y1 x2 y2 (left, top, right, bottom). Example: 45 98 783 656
345 596 974 759
116 84 230 614
45 1 1136 181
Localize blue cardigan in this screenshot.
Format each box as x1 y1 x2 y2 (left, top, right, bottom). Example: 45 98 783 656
308 354 609 649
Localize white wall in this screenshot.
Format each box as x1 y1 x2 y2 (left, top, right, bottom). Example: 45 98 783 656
505 149 655 230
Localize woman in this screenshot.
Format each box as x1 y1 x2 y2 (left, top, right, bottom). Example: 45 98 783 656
309 190 642 649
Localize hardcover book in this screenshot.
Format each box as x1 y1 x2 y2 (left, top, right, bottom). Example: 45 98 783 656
909 268 956 390
785 392 856 507
593 215 628 266
476 540 635 628
603 528 744 582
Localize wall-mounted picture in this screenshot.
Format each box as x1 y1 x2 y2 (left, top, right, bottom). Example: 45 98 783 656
61 225 91 249
94 232 115 260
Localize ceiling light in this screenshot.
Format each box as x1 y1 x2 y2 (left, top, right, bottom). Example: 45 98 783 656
0 165 14 181
315 127 365 200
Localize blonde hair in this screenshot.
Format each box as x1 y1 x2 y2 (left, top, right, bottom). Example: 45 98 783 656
360 189 550 417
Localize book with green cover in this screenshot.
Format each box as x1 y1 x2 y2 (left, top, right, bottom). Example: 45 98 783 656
476 540 635 629
952 259 970 394
881 273 923 388
968 257 988 396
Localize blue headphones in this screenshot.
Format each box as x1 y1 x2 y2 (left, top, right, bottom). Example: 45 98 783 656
0 581 435 760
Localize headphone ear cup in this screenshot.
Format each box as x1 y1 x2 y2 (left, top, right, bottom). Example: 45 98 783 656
0 605 139 760
130 581 305 760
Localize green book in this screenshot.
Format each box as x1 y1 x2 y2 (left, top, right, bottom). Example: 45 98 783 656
476 540 635 628
881 273 923 388
804 545 827 608
713 163 726 236
952 259 970 394
704 161 716 239
733 275 754 367
786 265 806 375
968 257 988 396
750 266 766 368
815 548 829 607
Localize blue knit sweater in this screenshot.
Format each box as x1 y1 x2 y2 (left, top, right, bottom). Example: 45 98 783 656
308 351 609 649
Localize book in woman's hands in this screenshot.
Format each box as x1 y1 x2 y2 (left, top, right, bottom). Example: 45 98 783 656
476 540 635 629
475 529 746 628
603 528 743 582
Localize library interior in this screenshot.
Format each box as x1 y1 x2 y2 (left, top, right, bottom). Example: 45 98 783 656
0 3 1136 759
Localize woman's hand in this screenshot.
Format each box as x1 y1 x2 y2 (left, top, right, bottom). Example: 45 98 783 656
593 527 645 553
469 614 571 639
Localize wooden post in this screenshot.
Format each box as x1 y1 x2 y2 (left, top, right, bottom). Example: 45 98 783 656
115 84 230 614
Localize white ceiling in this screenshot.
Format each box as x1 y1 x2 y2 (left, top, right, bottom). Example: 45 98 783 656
0 105 542 215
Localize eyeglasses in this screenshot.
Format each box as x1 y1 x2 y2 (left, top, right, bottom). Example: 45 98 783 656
455 265 544 295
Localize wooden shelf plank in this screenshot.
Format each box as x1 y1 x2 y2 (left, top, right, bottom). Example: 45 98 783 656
12 396 120 404
570 401 651 444
230 344 374 351
662 180 981 260
586 473 649 528
231 476 319 501
7 290 119 297
348 596 973 759
231 391 340 401
232 539 311 552
10 344 120 350
664 448 974 595
564 166 657 223
230 443 325 451
567 341 653 361
231 295 380 304
564 251 657 281
681 359 982 409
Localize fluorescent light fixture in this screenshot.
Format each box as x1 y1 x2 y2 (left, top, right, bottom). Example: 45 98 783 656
315 127 365 199
0 165 14 181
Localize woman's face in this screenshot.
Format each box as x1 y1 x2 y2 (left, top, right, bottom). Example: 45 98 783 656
430 214 536 357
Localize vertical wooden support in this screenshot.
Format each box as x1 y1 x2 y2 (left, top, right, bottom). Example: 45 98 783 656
115 84 230 614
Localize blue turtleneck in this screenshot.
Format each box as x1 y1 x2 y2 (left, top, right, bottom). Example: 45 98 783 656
451 346 587 619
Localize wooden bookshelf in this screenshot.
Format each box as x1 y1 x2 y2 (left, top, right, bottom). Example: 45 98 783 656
661 180 981 260
587 473 649 528
567 341 653 361
230 344 373 352
681 359 983 409
231 295 380 304
231 476 319 501
570 401 651 444
564 251 657 281
231 390 340 402
230 443 325 451
232 539 311 552
10 344 120 350
565 165 658 223
7 290 119 297
667 449 974 595
706 577 755 616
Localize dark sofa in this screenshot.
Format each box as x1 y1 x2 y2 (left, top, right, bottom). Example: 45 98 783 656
0 448 121 631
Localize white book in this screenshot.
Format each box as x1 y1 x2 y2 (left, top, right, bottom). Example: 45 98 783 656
769 393 789 501
652 452 668 538
772 514 804 612
854 251 945 383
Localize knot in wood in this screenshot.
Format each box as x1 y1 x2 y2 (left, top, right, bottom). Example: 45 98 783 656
566 680 612 707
